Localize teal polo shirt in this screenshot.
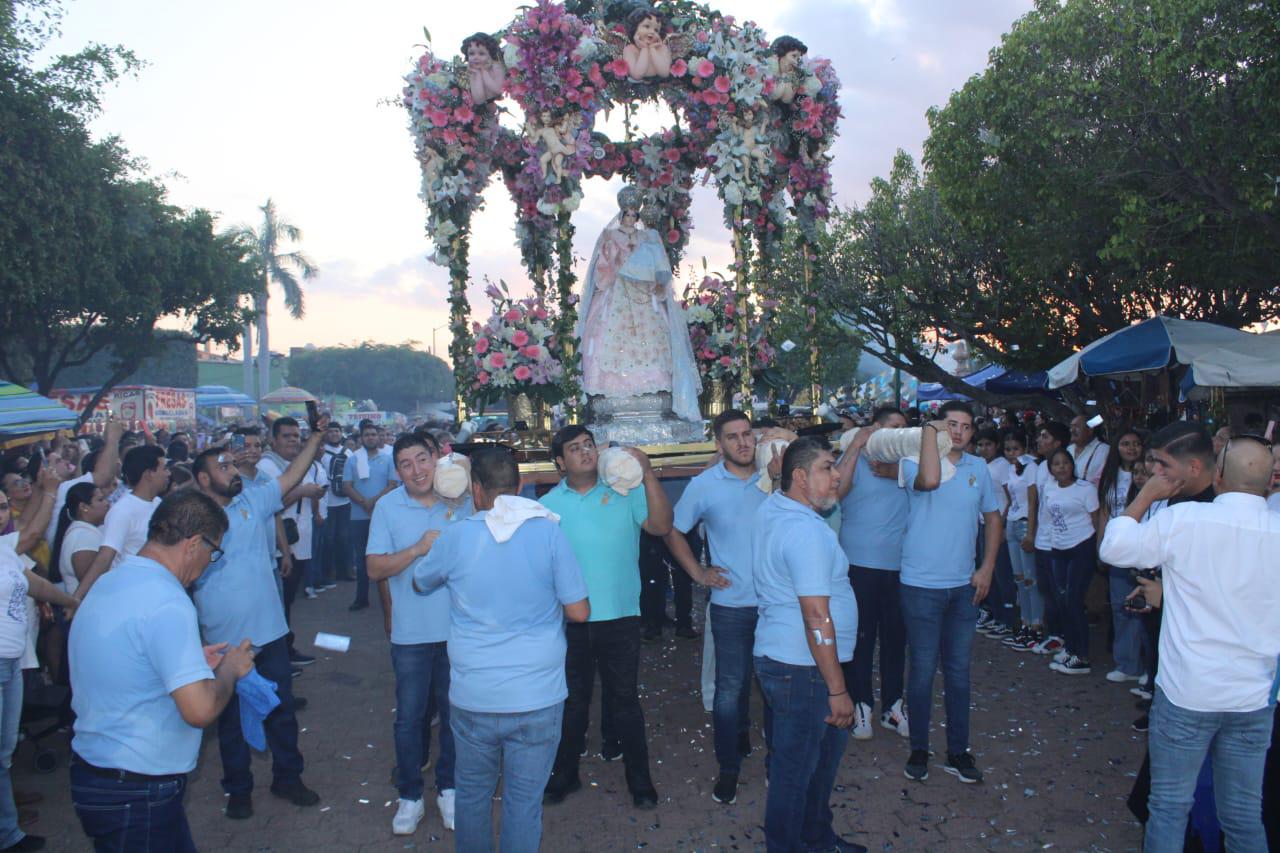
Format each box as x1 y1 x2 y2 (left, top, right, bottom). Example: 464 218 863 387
367 486 472 645
540 480 647 622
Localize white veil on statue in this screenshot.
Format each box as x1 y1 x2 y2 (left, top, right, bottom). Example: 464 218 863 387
578 213 703 423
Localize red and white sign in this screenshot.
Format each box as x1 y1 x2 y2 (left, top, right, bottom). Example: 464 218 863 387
51 385 196 431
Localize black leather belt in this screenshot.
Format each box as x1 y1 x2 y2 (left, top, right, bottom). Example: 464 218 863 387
72 754 183 784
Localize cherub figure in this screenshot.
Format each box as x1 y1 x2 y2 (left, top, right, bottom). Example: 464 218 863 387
462 32 506 104
769 35 807 104
536 110 578 183
736 106 770 180
622 5 672 80
419 146 442 202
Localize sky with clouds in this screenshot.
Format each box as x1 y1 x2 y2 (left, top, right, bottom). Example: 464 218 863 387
50 0 1033 358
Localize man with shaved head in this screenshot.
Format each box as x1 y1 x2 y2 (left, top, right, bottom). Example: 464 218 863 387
1101 430 1280 852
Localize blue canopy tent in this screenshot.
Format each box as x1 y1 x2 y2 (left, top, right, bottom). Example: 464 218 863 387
196 385 257 409
984 369 1050 395
915 364 1006 402
0 381 79 448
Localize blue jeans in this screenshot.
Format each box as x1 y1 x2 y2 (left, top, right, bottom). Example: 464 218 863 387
1005 519 1042 626
710 604 761 776
452 703 563 853
754 656 851 852
848 566 905 710
1146 688 1273 852
390 641 454 800
0 658 23 849
900 583 978 755
216 636 304 794
321 502 352 582
1106 564 1144 675
1049 539 1095 658
350 518 371 605
70 763 195 852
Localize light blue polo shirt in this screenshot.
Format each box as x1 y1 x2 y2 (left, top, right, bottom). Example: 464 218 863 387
672 462 766 608
368 486 472 645
540 480 647 622
839 456 908 570
899 453 999 589
414 514 588 713
751 492 858 666
193 479 288 647
70 556 214 775
349 451 397 522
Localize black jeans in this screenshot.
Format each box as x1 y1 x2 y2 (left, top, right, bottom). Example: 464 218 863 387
282 557 306 652
350 518 371 606
216 636 304 794
322 502 352 582
639 533 692 631
554 617 653 792
847 565 905 710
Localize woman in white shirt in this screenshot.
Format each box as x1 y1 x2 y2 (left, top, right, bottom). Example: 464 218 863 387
999 431 1043 651
1041 447 1099 676
49 483 109 599
1094 429 1146 683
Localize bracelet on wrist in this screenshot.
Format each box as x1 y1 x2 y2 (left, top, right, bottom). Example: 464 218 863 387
828 689 847 697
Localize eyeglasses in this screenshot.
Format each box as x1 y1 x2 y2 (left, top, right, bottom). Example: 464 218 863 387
201 536 225 564
1219 434 1274 477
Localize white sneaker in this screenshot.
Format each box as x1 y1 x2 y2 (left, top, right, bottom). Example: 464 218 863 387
1106 669 1139 683
392 798 424 835
437 788 455 831
881 699 909 738
1138 673 1149 687
304 586 318 599
852 702 873 740
1130 685 1153 700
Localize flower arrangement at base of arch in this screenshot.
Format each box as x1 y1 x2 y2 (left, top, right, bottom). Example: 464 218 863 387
681 274 778 383
470 281 569 408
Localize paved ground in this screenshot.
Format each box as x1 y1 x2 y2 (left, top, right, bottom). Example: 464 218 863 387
18 585 1147 852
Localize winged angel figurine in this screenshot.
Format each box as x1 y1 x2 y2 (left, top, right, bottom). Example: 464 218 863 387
600 4 691 82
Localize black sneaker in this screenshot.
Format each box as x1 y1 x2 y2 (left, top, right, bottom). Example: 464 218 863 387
290 651 316 666
1051 655 1092 676
598 741 622 762
631 784 658 810
270 779 320 807
641 626 662 644
712 772 738 804
543 773 582 805
904 749 929 781
293 696 308 711
944 752 983 784
348 600 369 611
225 792 253 819
1132 715 1149 733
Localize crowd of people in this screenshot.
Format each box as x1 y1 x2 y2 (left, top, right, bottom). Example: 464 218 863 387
0 402 1277 852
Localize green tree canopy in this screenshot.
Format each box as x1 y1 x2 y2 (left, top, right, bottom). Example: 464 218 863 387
288 343 455 414
0 0 257 414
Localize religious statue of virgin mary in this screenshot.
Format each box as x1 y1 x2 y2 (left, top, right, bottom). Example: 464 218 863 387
577 187 703 442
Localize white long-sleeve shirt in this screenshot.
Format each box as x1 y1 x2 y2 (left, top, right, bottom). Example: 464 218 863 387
1100 492 1280 713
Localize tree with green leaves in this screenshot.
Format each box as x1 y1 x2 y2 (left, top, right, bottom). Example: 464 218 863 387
288 342 454 415
923 0 1280 364
227 199 317 401
0 0 258 420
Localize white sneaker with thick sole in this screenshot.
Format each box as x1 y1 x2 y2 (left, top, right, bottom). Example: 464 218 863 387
881 699 909 738
1106 669 1139 683
392 798 424 835
437 788 456 831
852 702 873 740
1138 673 1149 686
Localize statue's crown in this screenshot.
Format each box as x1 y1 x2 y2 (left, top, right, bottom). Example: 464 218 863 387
617 186 643 212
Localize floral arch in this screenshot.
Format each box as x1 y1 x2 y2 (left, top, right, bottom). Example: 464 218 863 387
403 0 840 417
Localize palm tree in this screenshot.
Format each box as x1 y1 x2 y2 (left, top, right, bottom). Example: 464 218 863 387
230 199 317 400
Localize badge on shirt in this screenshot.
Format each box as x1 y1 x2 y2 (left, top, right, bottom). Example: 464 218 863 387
968 475 976 488
240 508 250 520
601 493 611 506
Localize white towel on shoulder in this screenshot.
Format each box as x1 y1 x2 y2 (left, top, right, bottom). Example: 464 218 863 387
352 447 372 480
485 495 560 543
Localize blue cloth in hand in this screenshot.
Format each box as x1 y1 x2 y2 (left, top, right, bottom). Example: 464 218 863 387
235 667 281 751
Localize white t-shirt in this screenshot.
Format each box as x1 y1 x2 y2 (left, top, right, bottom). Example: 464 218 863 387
1032 461 1054 549
1268 492 1279 513
58 520 101 597
100 493 161 567
1004 457 1037 521
0 533 32 660
1069 439 1109 485
1101 469 1133 520
321 445 351 508
1041 479 1099 550
46 472 94 546
987 457 1012 514
256 456 327 561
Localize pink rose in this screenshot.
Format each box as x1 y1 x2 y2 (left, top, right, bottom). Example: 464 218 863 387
475 337 490 354
670 58 688 77
511 329 530 347
513 365 532 381
521 345 542 359
504 308 522 323
696 31 710 43
488 352 507 369
666 228 680 244
533 307 548 320
430 109 449 126
695 59 716 78
719 356 733 367
454 105 475 123
476 371 490 385
713 75 731 93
